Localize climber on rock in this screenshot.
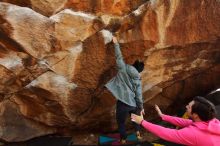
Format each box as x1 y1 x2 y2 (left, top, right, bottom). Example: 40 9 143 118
105 35 145 144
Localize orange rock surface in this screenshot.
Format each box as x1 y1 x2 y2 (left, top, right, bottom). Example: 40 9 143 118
0 0 219 142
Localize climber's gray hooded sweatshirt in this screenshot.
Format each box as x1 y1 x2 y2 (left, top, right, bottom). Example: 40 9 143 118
105 43 143 109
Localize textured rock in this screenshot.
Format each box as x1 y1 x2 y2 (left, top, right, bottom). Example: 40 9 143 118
0 0 220 143
48 9 104 79
0 0 31 8
0 100 56 142
50 9 104 51
118 0 220 46
0 2 61 59
64 0 148 16
15 71 77 126
0 0 148 16
30 0 67 16
0 0 65 16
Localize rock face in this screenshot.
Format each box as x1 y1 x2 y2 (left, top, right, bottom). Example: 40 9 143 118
0 0 148 16
0 0 220 142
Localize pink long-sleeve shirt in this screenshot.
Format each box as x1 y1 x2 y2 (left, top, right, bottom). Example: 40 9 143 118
141 115 220 146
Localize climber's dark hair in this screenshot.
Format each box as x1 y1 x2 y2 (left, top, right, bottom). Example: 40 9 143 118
192 96 216 121
133 60 144 73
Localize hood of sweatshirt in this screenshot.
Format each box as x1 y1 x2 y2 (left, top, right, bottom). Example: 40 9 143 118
126 65 140 80
193 118 220 135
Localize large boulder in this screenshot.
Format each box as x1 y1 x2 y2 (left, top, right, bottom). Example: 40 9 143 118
0 0 148 16
0 0 220 142
0 2 60 59
0 100 56 142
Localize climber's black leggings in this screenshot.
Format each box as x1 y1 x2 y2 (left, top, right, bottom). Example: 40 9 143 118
116 100 141 140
